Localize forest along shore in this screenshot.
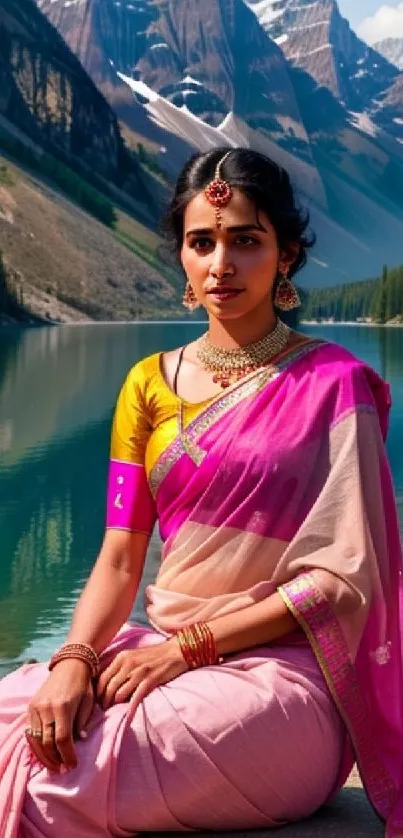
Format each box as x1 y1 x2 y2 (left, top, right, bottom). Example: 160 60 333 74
302 264 403 326
301 320 403 327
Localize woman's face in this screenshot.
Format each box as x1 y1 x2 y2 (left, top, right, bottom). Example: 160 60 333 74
180 187 290 321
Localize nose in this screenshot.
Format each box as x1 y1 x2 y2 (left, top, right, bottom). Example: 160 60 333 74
209 245 235 280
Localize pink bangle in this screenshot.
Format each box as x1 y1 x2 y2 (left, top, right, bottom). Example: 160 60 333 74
49 643 100 678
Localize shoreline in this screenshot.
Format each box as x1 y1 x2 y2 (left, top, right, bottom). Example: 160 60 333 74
0 317 209 327
300 320 403 328
1 317 402 328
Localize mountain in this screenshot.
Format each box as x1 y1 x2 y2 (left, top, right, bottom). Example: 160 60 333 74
374 38 403 71
31 0 403 287
35 0 403 162
0 0 187 323
373 72 403 142
245 0 403 138
35 0 195 177
37 0 320 169
0 0 162 225
136 1 306 146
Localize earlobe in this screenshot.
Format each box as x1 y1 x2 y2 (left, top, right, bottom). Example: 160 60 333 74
279 243 300 273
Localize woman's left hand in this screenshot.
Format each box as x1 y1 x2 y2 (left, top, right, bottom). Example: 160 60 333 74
95 638 188 710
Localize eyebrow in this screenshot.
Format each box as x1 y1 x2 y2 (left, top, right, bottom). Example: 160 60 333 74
185 223 267 238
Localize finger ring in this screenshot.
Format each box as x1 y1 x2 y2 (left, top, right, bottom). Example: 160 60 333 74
25 727 43 739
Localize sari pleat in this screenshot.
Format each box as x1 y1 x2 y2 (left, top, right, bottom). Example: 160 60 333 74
0 630 346 836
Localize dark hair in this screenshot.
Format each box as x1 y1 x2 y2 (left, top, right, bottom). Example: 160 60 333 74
161 146 316 279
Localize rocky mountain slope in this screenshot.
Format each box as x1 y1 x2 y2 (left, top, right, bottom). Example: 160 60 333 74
36 0 403 165
245 0 403 138
0 153 178 322
37 0 317 167
36 0 194 177
0 0 196 323
374 38 403 71
0 0 162 225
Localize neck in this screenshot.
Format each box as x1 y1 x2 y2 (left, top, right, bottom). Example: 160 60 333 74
207 307 278 349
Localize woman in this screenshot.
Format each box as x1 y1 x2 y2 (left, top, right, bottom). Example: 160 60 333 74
1 147 402 837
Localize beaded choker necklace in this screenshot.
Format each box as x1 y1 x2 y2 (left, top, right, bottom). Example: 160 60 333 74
196 318 290 388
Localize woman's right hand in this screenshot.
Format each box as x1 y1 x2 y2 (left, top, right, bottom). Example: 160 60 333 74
26 658 94 772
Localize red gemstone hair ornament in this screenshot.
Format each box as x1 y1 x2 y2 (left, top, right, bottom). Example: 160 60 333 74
204 151 233 228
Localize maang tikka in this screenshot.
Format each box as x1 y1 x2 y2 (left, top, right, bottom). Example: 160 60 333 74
204 150 233 228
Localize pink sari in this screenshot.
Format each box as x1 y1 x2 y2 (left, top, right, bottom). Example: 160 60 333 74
146 338 403 834
1 339 402 837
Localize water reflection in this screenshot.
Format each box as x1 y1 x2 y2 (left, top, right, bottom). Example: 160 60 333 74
378 328 403 494
0 418 106 666
0 325 140 467
378 327 403 382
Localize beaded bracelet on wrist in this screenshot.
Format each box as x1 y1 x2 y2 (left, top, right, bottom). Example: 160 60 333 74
48 642 100 679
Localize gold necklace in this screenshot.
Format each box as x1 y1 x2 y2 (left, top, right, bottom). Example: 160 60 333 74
196 318 291 388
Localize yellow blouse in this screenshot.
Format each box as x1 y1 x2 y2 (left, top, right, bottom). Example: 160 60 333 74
110 353 214 480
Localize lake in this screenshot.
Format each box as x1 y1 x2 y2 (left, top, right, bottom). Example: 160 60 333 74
0 322 402 676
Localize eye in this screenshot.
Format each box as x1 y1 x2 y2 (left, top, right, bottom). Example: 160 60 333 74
189 237 213 251
235 235 258 246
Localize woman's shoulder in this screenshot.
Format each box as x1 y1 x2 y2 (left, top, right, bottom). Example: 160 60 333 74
123 352 161 388
301 337 375 379
298 338 391 437
114 353 162 412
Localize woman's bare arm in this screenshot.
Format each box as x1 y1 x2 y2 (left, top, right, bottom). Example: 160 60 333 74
207 592 298 657
63 529 150 653
26 529 150 773
92 592 299 717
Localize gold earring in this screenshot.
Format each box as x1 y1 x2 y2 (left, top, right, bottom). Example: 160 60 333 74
182 280 200 312
274 269 301 311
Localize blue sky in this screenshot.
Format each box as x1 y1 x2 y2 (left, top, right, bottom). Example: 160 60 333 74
338 0 389 28
338 0 403 42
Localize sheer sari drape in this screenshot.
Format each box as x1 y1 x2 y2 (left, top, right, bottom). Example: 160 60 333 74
146 341 403 835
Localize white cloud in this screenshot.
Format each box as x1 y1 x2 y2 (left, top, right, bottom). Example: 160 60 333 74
357 2 403 44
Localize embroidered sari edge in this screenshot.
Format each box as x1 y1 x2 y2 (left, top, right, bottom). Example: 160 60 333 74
278 575 396 819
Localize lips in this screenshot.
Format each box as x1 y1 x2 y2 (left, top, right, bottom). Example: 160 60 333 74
207 287 243 294
207 288 245 304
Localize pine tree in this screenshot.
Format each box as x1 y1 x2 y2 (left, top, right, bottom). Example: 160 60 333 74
373 264 388 323
301 263 403 323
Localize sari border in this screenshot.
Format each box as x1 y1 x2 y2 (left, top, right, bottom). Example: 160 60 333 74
278 572 396 820
330 402 378 432
148 367 272 497
149 339 325 498
105 526 152 535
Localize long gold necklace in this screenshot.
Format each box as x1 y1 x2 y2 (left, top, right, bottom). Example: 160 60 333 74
196 318 291 388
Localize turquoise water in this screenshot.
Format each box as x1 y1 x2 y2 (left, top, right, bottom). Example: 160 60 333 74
0 323 402 675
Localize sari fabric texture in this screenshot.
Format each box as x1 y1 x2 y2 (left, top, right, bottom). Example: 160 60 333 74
1 340 402 838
